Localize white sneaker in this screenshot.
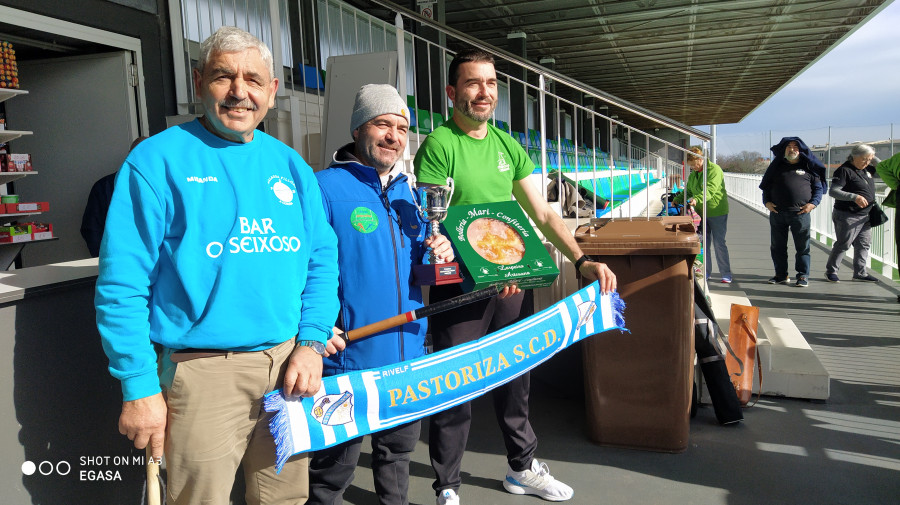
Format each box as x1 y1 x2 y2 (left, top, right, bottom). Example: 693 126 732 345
437 488 460 505
503 459 574 501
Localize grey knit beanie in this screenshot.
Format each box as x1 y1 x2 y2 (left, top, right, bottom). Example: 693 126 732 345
350 84 410 136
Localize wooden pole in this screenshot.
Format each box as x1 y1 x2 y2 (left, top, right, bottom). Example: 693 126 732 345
146 447 160 505
344 285 502 342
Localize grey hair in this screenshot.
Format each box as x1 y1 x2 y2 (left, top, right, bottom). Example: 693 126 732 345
197 26 274 79
847 143 875 163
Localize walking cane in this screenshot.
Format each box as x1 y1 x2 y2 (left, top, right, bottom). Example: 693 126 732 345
146 447 161 505
341 284 502 342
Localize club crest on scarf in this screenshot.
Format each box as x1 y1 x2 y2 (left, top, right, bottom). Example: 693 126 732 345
312 391 354 426
576 301 597 330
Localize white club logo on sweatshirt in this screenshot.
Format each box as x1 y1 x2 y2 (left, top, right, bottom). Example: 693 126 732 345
268 175 296 205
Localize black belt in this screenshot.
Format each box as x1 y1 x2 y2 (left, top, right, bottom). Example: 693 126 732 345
170 348 232 363
169 337 296 363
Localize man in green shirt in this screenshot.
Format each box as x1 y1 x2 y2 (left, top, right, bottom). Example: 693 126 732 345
414 48 616 505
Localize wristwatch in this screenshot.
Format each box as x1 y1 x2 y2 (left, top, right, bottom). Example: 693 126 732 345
296 340 326 356
573 254 590 271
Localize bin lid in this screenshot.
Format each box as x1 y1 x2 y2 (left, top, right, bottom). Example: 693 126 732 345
574 216 701 255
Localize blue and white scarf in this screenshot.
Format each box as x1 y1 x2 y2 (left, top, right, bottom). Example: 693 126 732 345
264 281 626 472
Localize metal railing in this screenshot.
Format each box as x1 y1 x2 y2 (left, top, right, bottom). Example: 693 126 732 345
169 0 714 299
724 173 898 279
170 1 707 167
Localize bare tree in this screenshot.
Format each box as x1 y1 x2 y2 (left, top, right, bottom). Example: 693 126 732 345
717 151 767 173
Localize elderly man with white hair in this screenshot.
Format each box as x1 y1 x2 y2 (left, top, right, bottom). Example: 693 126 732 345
95 26 338 504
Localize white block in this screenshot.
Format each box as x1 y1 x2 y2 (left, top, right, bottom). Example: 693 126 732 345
706 292 830 401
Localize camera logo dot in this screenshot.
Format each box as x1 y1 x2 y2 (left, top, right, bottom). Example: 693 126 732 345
21 460 71 476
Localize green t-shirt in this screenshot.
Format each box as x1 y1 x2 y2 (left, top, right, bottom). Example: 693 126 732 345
413 120 534 206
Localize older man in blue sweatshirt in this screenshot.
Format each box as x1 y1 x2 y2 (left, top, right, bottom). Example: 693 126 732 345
759 137 827 288
95 27 338 504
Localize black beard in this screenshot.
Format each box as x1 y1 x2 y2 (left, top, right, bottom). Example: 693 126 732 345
458 99 495 123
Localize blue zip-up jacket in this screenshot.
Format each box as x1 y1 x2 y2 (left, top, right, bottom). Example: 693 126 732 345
316 144 428 374
759 136 827 206
95 120 339 401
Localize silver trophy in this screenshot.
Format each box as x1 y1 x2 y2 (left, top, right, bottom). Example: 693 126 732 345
417 177 455 264
413 177 461 285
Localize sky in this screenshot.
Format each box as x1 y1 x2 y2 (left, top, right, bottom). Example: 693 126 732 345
695 0 900 157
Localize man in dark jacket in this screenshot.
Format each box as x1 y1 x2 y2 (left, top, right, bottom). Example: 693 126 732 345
80 136 147 257
759 136 827 287
310 84 454 505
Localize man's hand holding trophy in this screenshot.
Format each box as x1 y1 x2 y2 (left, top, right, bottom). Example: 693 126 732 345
413 177 463 286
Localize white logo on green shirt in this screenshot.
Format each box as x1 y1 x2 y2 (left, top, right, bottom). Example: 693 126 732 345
497 152 510 173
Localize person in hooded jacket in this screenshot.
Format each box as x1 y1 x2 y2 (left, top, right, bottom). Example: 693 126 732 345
310 84 455 505
759 136 827 287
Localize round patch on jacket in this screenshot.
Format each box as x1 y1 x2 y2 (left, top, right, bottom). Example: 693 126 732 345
350 207 379 233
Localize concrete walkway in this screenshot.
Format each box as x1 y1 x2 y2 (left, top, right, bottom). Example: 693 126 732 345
337 199 900 505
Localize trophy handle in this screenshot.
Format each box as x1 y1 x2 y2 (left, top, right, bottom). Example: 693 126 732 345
413 186 426 220
445 177 455 206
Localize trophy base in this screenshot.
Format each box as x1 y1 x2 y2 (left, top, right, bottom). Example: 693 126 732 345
413 262 463 286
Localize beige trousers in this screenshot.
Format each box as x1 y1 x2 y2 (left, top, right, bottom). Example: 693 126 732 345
161 339 308 505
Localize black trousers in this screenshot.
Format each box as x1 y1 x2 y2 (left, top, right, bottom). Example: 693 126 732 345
308 420 421 505
427 284 538 495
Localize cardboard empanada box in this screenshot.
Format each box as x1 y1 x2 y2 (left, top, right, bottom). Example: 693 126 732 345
443 201 559 292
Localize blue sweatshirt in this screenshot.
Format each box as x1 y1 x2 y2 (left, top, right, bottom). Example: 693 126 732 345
95 120 339 401
316 145 428 374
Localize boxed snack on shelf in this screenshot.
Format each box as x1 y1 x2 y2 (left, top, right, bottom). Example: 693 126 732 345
22 222 53 240
0 153 33 171
4 201 49 213
0 224 31 243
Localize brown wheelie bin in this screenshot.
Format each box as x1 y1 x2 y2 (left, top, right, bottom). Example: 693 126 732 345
574 216 700 452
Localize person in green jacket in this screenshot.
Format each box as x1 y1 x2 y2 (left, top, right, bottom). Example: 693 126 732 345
675 146 732 282
875 152 899 302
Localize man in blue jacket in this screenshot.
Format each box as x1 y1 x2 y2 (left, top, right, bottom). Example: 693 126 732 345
95 27 338 504
759 136 826 287
310 84 454 505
